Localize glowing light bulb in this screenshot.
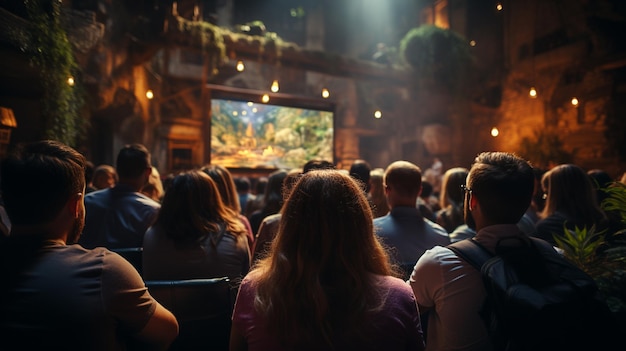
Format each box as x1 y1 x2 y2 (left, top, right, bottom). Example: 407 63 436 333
496 3 503 11
67 76 75 86
236 60 245 72
321 88 330 98
271 80 279 93
571 97 579 106
529 87 537 98
374 110 382 119
491 127 499 137
469 40 476 47
146 90 154 99
262 94 270 103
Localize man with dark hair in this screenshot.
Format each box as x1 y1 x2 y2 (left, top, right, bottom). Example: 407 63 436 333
302 159 335 173
79 143 160 249
408 152 535 350
0 140 178 350
349 159 371 194
374 161 449 279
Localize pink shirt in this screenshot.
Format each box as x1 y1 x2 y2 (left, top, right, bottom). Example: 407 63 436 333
233 273 425 351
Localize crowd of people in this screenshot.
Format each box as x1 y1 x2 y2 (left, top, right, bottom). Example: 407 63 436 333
1 139 625 350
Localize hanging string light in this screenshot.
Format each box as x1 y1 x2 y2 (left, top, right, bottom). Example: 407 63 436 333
271 80 280 93
236 60 245 72
321 88 330 98
529 87 537 98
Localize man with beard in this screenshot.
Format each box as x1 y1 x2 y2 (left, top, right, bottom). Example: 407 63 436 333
408 152 535 351
0 140 178 350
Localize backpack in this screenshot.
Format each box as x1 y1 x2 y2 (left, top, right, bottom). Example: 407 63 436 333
448 236 618 351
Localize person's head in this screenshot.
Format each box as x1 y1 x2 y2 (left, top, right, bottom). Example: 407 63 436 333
156 170 245 245
115 144 152 189
201 164 241 213
439 167 469 209
302 159 335 173
465 152 534 230
92 164 117 190
85 161 94 186
349 159 372 193
541 164 605 224
261 169 288 214
281 168 302 200
420 179 433 199
254 176 268 195
383 160 422 207
254 169 392 345
1 140 86 242
141 166 164 202
234 176 251 194
587 169 613 206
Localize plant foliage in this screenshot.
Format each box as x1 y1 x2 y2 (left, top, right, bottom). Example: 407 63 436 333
25 0 84 146
554 182 626 316
399 25 474 93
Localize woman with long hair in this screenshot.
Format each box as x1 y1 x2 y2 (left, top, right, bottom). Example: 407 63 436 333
142 170 250 281
230 170 425 351
535 164 608 245
248 169 288 235
202 164 255 248
435 167 469 233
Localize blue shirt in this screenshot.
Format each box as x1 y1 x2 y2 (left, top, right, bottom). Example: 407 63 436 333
374 206 450 266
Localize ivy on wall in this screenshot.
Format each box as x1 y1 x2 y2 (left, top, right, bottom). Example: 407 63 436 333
25 0 84 147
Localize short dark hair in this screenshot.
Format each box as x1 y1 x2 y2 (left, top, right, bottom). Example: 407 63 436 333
302 159 335 173
384 161 422 198
1 140 86 226
349 159 372 193
467 152 534 224
116 144 151 179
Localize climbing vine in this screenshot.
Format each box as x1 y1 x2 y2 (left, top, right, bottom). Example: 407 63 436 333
25 0 84 146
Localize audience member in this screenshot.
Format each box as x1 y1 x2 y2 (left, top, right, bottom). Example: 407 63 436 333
368 168 390 218
85 160 96 193
251 168 301 264
141 166 164 203
202 164 255 248
419 179 440 215
349 159 372 194
142 170 250 282
0 140 178 350
534 164 608 246
79 144 159 249
302 159 335 173
416 181 436 222
248 169 288 236
409 151 535 350
230 170 425 351
244 176 267 219
91 164 118 190
373 161 449 277
587 168 613 207
235 176 255 215
435 167 469 233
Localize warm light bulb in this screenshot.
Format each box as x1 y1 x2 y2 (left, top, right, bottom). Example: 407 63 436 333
496 3 503 11
374 110 382 119
491 127 499 137
529 87 537 98
262 94 270 103
271 80 280 93
146 90 154 99
469 40 476 47
67 76 75 86
236 60 245 72
321 88 330 98
571 97 579 106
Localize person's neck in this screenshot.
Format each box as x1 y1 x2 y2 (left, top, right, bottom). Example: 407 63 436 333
117 178 144 192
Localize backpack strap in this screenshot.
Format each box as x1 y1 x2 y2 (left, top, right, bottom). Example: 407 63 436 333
447 239 494 271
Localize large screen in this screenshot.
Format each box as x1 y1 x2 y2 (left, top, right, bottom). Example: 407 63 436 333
210 96 334 169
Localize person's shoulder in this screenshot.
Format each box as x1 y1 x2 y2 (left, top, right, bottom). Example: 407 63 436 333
424 218 448 234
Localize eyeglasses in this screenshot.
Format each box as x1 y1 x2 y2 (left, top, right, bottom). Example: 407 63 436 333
461 184 472 194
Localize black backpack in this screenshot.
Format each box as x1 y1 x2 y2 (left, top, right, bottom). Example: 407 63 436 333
448 236 619 351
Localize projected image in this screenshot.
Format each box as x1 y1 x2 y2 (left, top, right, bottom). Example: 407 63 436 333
211 99 334 169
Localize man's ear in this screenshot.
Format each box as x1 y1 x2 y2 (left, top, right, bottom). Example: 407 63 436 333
469 193 478 211
67 193 83 218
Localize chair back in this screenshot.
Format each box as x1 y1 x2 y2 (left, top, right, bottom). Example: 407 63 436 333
145 277 233 351
110 247 143 275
